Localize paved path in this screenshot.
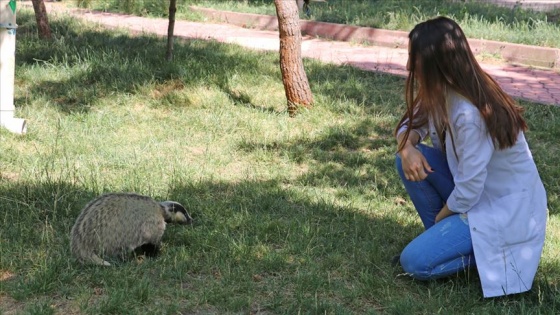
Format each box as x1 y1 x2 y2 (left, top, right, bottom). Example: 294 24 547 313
41 3 560 106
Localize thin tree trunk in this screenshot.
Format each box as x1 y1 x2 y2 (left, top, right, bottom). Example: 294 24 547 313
166 0 177 61
31 0 52 40
274 0 313 116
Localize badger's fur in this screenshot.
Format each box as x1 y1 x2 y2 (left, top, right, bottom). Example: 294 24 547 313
70 193 192 266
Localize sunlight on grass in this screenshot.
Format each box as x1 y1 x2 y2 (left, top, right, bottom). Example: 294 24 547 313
1 8 559 314
172 0 560 48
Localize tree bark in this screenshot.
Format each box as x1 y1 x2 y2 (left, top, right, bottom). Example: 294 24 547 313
31 0 52 40
274 0 313 116
166 0 177 61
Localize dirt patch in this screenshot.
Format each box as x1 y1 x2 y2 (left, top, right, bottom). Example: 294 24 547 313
0 270 16 282
0 172 20 182
0 295 24 315
0 294 84 315
151 79 186 99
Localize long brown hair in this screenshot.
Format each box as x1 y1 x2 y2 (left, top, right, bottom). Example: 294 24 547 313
395 16 527 152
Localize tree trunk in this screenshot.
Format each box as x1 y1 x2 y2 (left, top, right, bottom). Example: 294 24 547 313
166 0 177 61
31 0 52 40
274 0 313 116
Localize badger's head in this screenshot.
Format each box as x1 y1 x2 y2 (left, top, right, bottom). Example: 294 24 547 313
159 201 193 225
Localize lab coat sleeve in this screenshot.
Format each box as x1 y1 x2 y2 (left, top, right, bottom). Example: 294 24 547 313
396 118 429 143
446 114 495 213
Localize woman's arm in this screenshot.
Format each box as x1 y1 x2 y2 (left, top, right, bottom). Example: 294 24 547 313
446 115 494 213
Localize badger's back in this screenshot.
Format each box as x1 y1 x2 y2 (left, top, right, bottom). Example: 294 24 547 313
70 193 166 265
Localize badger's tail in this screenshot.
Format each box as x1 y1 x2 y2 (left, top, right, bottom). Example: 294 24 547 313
74 250 111 266
89 253 111 266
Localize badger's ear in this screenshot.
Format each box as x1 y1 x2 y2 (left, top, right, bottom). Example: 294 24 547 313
159 201 193 224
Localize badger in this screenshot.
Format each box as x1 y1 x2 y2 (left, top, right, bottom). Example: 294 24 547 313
70 192 192 266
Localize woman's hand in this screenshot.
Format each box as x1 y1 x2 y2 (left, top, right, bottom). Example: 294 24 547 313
399 144 433 181
435 204 455 223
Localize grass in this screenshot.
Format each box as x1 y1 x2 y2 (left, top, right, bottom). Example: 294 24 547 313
1 8 559 314
75 0 560 48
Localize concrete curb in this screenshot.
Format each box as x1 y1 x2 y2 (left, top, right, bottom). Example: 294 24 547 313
472 0 560 12
191 6 560 70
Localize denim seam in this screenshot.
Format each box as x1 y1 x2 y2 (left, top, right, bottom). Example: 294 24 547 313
417 180 440 228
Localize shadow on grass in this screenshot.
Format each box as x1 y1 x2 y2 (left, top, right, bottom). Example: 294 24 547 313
0 179 98 299
15 10 405 117
236 117 401 200
2 175 559 312
164 174 560 312
0 174 413 306
164 178 415 310
15 11 278 114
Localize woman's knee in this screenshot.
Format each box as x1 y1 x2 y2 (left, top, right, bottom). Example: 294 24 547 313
399 245 433 280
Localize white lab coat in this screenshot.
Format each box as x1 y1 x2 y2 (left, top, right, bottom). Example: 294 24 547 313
401 91 548 297
445 92 547 297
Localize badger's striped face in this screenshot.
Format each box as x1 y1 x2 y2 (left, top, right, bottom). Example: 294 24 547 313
160 201 193 225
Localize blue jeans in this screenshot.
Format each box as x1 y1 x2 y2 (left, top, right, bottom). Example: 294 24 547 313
396 144 475 280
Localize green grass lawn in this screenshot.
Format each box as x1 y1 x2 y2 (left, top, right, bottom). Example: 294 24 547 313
76 0 560 48
1 9 559 314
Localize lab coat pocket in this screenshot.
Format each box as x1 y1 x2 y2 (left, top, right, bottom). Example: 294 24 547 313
491 191 537 246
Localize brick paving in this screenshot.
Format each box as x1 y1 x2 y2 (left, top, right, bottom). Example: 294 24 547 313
40 2 560 106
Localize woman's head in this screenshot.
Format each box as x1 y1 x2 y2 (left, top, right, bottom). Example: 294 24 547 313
397 16 527 151
407 16 476 94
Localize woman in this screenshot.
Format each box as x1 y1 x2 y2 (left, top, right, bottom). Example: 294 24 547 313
395 16 547 298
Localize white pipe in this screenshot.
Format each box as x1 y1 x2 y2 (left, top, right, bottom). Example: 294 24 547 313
0 0 26 135
296 0 305 11
1 116 26 134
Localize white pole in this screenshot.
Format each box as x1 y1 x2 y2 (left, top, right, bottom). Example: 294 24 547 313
296 0 305 11
0 0 26 134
